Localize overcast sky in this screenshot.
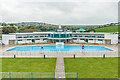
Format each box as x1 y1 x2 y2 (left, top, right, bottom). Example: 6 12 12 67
0 0 119 25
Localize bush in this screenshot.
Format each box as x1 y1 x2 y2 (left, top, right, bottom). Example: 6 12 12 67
2 26 17 34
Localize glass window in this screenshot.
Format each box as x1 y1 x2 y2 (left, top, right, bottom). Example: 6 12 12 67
80 39 85 40
89 39 93 40
73 38 77 40
92 36 95 38
43 38 47 40
23 36 28 38
17 36 22 38
29 36 33 38
85 36 89 37
40 35 44 37
98 39 103 41
35 39 40 40
35 36 38 38
17 40 22 41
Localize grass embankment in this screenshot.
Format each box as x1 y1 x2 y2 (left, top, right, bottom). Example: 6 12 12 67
95 25 118 33
64 58 118 78
2 58 56 72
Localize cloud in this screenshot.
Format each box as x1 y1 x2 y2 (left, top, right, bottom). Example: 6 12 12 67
0 0 119 24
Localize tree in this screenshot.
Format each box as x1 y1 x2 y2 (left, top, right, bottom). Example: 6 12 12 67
2 23 7 26
40 26 47 31
19 27 26 31
2 27 17 34
8 23 17 26
18 26 21 29
27 25 36 29
87 28 96 32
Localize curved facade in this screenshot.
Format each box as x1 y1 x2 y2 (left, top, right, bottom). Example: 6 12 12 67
2 31 118 45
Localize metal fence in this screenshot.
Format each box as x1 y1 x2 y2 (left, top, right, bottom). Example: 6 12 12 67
0 72 78 79
65 72 78 78
2 51 118 57
1 72 55 79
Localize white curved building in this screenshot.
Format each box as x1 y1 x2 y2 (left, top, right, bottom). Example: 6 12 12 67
2 25 118 45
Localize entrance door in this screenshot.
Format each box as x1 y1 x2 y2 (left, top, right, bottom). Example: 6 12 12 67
9 40 15 45
32 39 35 43
85 39 88 43
56 40 59 42
61 40 64 42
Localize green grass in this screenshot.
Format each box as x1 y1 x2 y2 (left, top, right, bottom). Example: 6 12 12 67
64 58 118 78
95 25 118 33
2 58 56 72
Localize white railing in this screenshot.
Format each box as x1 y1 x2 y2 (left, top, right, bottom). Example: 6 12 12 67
2 51 118 57
56 42 64 45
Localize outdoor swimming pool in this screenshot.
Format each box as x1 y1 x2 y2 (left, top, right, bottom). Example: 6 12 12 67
6 45 113 52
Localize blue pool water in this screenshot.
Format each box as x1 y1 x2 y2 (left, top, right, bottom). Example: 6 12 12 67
6 45 113 52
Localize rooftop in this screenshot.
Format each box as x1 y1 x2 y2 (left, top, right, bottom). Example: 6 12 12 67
6 32 117 35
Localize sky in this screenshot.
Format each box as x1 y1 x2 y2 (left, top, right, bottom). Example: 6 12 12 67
0 0 119 25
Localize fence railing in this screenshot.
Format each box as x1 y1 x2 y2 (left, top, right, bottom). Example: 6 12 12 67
0 72 78 79
1 72 55 79
65 72 78 78
2 51 118 57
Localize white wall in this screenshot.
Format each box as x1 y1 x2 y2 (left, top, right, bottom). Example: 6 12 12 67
17 39 47 44
88 39 94 43
17 40 31 44
104 34 118 44
96 40 103 44
2 34 16 45
73 39 85 43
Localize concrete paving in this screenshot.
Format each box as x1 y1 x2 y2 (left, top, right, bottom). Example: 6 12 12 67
55 56 65 78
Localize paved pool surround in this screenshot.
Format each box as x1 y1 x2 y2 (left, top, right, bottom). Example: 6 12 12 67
0 44 118 57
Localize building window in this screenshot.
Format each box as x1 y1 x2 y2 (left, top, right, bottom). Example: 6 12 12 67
73 38 77 40
35 36 38 38
98 39 103 41
27 39 31 41
85 36 89 37
40 36 44 37
35 39 40 40
17 36 22 38
89 39 93 40
43 38 47 40
23 36 28 38
75 35 77 37
80 39 85 40
17 40 22 41
92 36 95 38
29 36 33 38
79 36 82 37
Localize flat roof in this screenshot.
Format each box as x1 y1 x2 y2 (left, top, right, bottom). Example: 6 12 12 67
72 32 115 35
5 32 117 35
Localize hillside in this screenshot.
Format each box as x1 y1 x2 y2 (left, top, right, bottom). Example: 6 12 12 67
95 25 118 33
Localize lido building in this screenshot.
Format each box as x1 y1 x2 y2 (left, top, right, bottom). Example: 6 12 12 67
2 25 118 45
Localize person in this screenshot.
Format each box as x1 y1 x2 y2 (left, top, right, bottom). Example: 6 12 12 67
82 45 84 49
41 47 43 50
40 47 44 54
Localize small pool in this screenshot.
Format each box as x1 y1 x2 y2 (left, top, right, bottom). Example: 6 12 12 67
6 45 113 52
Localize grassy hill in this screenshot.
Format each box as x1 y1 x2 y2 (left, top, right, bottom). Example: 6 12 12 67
95 25 118 33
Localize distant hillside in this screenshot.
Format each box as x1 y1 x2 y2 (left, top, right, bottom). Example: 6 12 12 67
17 22 58 27
95 25 118 33
63 25 100 28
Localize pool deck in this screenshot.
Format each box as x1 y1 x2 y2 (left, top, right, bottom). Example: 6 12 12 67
0 44 119 78
0 44 118 58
